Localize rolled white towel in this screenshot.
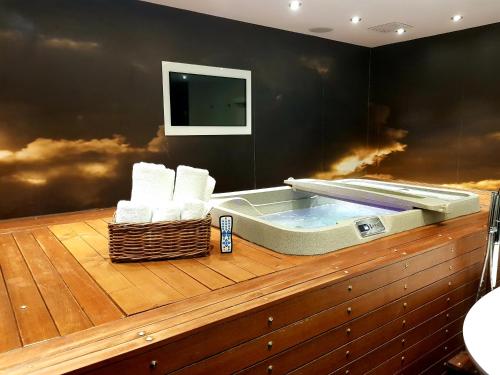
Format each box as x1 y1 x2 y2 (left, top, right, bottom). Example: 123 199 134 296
152 201 182 223
115 200 152 224
131 162 175 207
180 199 209 220
203 176 216 202
173 165 209 202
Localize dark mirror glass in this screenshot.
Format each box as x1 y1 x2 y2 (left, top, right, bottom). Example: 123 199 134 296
169 72 247 127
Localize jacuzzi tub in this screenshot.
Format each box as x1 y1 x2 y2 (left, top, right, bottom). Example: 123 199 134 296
210 179 480 255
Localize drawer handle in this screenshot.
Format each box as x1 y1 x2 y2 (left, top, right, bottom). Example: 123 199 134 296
150 360 158 369
348 285 353 292
347 307 352 314
267 341 273 350
346 328 352 336
267 365 273 373
268 316 274 325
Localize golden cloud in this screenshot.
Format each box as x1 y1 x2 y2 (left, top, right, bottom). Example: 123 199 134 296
40 36 99 51
0 29 99 52
0 135 139 163
0 128 167 186
442 180 500 191
299 56 333 77
315 128 408 179
488 132 500 141
0 30 23 42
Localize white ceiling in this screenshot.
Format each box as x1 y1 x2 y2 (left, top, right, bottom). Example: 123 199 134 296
143 0 500 47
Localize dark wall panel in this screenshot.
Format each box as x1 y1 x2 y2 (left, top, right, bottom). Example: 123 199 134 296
368 23 500 189
0 0 369 219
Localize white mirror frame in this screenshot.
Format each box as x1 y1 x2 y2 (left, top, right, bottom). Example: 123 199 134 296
162 61 252 136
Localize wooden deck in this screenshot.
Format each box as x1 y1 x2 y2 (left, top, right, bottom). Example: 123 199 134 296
0 189 491 374
0 209 312 355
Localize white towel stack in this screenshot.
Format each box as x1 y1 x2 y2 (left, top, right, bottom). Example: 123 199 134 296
204 176 216 202
173 165 209 202
115 200 152 224
180 199 209 220
114 163 216 224
131 162 175 207
152 201 182 223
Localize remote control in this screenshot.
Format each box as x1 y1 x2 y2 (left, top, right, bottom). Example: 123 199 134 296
219 215 233 253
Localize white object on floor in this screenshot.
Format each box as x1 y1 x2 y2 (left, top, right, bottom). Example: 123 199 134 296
173 165 209 201
463 287 500 375
115 200 152 224
491 243 499 289
181 199 209 220
152 201 182 223
204 176 216 202
131 162 175 207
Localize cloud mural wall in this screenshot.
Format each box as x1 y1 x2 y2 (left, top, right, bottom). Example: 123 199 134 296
0 0 498 220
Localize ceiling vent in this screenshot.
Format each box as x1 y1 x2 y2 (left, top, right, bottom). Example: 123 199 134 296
368 22 414 33
309 27 334 34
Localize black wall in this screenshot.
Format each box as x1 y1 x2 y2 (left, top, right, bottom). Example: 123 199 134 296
0 0 370 218
368 23 500 187
1 0 499 220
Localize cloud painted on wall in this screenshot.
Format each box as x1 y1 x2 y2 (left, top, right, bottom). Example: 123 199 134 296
0 128 167 217
316 104 408 179
442 180 500 191
0 127 166 186
40 36 100 51
315 128 407 179
0 27 100 52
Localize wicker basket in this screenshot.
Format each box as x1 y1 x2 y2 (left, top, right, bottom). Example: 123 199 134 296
108 214 212 262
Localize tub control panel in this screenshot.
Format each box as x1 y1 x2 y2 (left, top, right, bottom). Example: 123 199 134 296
355 217 386 238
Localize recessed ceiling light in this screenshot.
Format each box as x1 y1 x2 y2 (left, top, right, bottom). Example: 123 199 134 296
289 0 302 11
396 28 406 35
451 14 463 22
350 16 362 24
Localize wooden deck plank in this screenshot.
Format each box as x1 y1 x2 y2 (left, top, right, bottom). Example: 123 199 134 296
64 222 186 311
50 225 135 294
214 252 277 276
0 267 21 352
32 228 124 326
170 259 234 290
51 224 183 314
67 222 109 258
231 240 297 270
196 255 257 282
0 208 115 234
85 219 109 239
0 234 59 345
12 231 93 336
142 261 210 298
111 262 184 308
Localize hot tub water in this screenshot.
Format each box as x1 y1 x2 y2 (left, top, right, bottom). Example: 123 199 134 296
260 200 400 229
